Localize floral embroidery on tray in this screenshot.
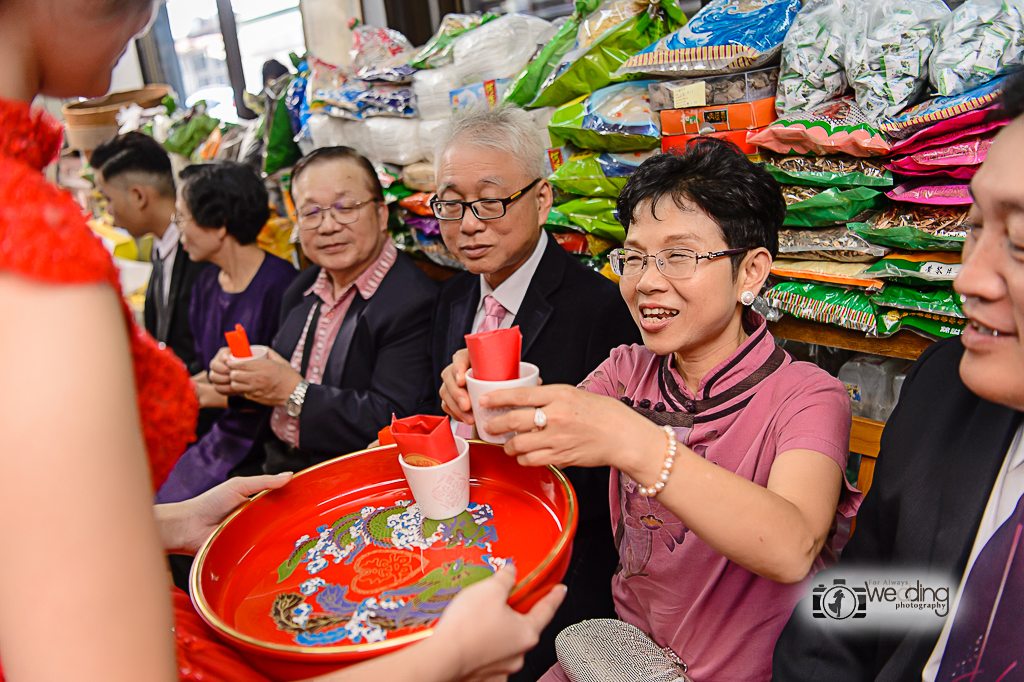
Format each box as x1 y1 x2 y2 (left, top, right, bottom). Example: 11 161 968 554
271 501 511 646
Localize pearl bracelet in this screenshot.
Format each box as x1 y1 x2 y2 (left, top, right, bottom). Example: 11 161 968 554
638 425 678 497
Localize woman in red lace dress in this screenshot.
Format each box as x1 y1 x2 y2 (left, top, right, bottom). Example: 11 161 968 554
0 2 562 681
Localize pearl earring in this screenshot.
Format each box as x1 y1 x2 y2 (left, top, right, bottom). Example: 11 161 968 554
741 291 756 306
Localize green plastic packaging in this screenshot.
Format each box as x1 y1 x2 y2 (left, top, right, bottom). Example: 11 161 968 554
869 285 964 318
548 81 661 152
384 182 415 205
163 111 219 157
763 154 894 188
782 186 887 228
506 0 601 107
847 205 968 251
549 149 656 197
863 252 961 285
849 223 965 252
874 307 965 339
530 0 687 109
409 13 499 69
763 281 877 333
543 207 582 232
265 77 303 175
556 196 626 242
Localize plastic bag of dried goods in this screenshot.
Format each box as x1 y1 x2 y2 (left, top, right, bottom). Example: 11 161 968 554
618 0 801 77
349 21 413 71
365 118 423 166
843 0 950 121
879 75 1006 138
930 0 1024 97
864 251 961 283
410 13 499 69
530 0 686 109
549 149 658 198
506 0 602 107
763 280 879 333
412 65 461 120
548 81 660 152
763 153 894 188
886 182 973 205
848 204 969 251
747 97 891 157
775 0 849 114
778 226 889 262
781 185 888 227
451 13 554 84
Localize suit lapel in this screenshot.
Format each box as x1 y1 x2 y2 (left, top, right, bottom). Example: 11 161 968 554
518 237 563 358
324 295 368 386
273 296 315 357
164 243 189 326
447 277 479 357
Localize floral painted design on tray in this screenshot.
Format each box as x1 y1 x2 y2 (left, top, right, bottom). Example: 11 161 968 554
270 500 511 647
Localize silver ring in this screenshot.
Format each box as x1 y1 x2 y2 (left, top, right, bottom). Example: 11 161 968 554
534 407 547 429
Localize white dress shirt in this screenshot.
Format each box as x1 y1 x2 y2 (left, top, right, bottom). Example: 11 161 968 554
152 221 180 307
470 229 548 333
923 425 1024 680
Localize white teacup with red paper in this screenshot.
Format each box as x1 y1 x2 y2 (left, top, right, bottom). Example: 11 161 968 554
224 323 268 362
391 414 471 520
463 325 538 444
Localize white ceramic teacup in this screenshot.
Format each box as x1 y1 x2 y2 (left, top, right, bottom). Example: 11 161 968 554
399 436 471 520
231 344 268 363
465 362 540 444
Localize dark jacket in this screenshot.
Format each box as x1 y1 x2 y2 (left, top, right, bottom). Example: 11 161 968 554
772 337 1023 682
243 251 438 474
144 242 209 375
431 235 643 681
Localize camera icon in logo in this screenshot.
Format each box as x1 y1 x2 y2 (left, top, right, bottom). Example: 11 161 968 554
812 578 867 620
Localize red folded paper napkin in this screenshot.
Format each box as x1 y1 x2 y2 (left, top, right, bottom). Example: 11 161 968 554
392 414 459 467
465 326 522 381
225 323 252 358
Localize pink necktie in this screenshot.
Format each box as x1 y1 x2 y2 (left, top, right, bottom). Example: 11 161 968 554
477 295 508 333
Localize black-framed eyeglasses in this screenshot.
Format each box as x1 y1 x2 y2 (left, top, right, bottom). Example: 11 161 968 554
609 247 753 279
430 179 541 221
297 199 380 230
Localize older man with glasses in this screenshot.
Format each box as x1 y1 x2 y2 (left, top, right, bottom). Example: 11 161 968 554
210 146 438 476
432 105 641 682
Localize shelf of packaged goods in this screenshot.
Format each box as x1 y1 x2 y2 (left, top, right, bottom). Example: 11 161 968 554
768 315 934 361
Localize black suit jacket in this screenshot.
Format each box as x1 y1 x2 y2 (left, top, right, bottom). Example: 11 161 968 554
431 235 642 681
772 338 1023 682
244 252 438 474
144 242 209 375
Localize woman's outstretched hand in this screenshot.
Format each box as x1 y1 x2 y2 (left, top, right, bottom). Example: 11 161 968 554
155 473 293 556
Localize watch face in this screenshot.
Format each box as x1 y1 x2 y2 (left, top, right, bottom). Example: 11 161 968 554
286 401 301 418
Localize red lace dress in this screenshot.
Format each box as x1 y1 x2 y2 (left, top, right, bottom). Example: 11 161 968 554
0 98 271 682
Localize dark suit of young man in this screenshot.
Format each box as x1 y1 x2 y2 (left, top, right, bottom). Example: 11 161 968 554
432 233 642 681
144 240 209 375
771 338 1023 681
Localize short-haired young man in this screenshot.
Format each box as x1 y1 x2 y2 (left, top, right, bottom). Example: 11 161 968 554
92 132 209 373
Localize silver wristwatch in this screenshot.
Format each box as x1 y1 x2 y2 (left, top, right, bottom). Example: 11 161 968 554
286 380 310 418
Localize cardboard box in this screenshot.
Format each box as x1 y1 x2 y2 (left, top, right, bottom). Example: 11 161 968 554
661 128 763 156
660 97 777 135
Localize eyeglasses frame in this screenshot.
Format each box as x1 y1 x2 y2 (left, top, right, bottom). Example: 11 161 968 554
297 198 381 231
610 246 754 279
429 178 542 221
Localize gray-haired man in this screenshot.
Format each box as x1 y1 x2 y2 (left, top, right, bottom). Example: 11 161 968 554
430 106 641 681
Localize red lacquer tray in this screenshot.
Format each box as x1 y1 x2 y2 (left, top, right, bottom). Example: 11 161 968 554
191 441 577 681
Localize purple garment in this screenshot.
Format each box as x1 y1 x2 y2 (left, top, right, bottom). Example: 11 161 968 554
156 253 297 503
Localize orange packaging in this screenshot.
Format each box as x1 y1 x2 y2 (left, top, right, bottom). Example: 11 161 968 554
660 97 777 135
662 128 763 156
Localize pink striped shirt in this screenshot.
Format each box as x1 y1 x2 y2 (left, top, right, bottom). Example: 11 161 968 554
270 240 398 446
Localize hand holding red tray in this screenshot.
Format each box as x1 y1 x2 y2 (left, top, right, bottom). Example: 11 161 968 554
465 326 522 381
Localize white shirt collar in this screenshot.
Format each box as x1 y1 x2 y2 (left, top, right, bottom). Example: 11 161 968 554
154 222 180 261
478 229 548 319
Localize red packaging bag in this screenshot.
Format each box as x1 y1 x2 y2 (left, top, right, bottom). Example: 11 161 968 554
392 414 459 466
464 326 522 381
